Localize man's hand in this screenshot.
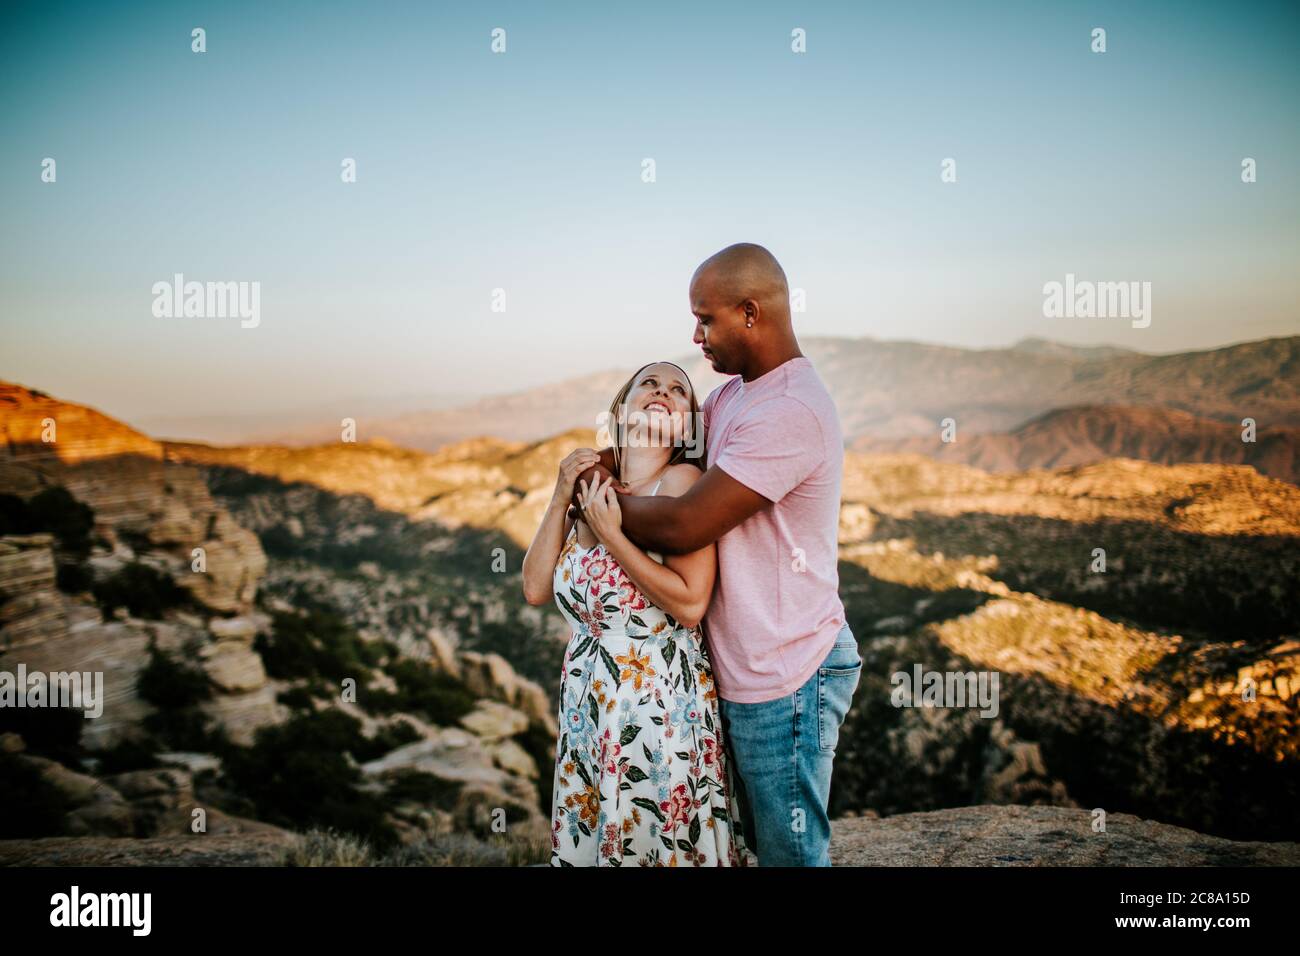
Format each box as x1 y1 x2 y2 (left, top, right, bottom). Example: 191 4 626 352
568 447 626 520
553 448 601 505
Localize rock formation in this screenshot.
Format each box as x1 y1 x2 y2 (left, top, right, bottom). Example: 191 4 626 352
830 804 1300 866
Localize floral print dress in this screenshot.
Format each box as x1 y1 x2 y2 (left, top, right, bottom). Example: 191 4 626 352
549 481 751 866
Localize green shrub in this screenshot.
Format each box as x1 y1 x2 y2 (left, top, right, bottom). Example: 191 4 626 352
0 705 84 765
0 487 94 557
55 561 94 594
0 752 74 838
518 719 557 815
367 659 476 726
256 608 384 684
282 827 374 867
381 768 462 808
142 708 227 754
0 493 29 535
0 489 96 594
93 736 164 775
93 563 187 619
135 645 224 752
353 719 422 763
276 685 317 712
27 487 95 557
137 645 212 710
221 710 398 850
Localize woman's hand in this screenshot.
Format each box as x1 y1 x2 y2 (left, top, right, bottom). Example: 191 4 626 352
553 448 601 505
578 474 623 545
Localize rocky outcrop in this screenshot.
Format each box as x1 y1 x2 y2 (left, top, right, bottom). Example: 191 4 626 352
0 533 67 650
1 382 564 855
0 382 267 617
6 803 1295 867
458 699 530 740
361 727 512 786
358 725 546 843
456 651 556 735
0 533 284 749
830 804 1300 866
0 385 278 748
4 732 278 841
0 382 161 465
831 457 1300 843
19 752 134 836
0 831 296 866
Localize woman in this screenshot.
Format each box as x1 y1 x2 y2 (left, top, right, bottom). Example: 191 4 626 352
522 361 749 866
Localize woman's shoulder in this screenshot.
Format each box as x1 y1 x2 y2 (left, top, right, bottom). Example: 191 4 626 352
657 462 704 495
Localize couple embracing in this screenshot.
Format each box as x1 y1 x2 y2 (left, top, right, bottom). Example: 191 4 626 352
522 243 861 867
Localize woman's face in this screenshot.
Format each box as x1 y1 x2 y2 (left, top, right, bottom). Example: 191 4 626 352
624 363 693 448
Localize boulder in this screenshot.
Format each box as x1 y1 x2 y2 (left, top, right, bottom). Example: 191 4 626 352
459 699 529 740
198 683 288 747
103 768 195 836
176 515 267 614
154 751 221 775
2 619 159 751
0 534 68 651
208 614 266 644
19 754 133 837
830 804 1300 866
458 650 558 735
200 640 268 693
426 627 460 678
489 738 539 779
360 727 508 788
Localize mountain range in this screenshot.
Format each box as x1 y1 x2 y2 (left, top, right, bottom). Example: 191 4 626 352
853 403 1300 485
232 335 1300 484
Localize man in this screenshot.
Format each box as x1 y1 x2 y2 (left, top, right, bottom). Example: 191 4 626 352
577 242 860 866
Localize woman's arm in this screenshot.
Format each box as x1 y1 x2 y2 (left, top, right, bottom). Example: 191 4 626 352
522 448 599 605
583 464 716 628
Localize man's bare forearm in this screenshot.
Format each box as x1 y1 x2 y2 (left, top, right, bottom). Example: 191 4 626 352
571 455 768 555
618 493 696 555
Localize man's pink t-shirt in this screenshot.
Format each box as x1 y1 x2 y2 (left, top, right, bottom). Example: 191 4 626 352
700 355 846 704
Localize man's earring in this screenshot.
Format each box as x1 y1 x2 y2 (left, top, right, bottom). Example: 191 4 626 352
746 320 753 328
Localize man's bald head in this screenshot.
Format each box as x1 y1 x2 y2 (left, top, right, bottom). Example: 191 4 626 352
691 243 790 320
689 243 800 379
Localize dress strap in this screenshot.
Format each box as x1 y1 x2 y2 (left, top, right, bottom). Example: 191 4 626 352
650 477 663 496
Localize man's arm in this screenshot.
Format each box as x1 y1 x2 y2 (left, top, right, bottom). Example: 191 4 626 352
616 464 769 555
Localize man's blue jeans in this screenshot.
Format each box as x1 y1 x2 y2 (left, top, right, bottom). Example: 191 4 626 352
718 623 862 866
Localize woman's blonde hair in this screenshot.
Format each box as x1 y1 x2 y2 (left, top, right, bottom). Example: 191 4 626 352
604 361 704 481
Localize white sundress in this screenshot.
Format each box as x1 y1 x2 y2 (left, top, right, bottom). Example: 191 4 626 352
548 478 751 866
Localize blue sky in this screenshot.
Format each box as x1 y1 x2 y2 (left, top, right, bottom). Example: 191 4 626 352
1 0 1297 422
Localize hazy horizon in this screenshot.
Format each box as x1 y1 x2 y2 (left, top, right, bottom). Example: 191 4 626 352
5 328 1294 447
